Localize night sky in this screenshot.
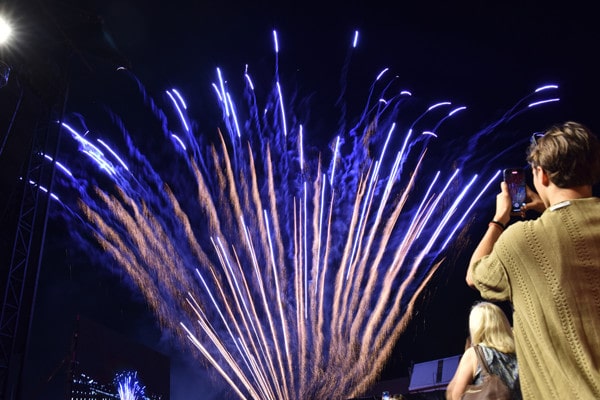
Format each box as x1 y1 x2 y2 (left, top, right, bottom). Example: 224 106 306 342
2 0 599 399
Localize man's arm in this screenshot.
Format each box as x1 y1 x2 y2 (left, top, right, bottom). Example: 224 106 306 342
466 223 504 286
466 182 511 287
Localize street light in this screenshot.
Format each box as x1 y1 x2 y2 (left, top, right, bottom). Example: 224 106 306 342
0 15 12 44
0 15 12 87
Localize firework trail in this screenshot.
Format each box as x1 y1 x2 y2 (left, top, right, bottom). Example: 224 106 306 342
47 31 559 399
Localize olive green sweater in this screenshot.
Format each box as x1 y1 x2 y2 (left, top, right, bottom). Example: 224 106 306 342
471 197 600 399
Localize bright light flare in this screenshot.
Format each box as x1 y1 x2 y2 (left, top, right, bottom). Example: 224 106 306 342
0 16 12 45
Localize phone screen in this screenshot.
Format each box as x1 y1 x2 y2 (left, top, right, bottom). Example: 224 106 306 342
503 168 526 212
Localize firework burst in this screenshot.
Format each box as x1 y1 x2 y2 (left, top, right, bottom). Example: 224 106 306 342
47 31 559 399
115 371 146 400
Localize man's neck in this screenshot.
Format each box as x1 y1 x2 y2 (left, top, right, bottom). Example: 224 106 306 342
545 185 593 207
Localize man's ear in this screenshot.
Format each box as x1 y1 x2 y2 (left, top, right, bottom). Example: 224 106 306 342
539 167 551 186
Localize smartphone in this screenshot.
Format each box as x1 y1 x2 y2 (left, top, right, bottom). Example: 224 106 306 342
503 168 526 213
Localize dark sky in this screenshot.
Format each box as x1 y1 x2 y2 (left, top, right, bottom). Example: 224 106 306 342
3 0 600 399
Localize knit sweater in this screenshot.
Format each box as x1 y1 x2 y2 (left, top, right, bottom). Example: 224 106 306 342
470 197 600 399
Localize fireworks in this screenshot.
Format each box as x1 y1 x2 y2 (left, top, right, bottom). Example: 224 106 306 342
48 31 559 399
115 371 146 400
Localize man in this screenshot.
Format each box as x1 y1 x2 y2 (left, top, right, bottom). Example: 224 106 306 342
466 121 600 399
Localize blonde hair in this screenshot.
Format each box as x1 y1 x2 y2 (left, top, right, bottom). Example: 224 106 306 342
469 301 515 354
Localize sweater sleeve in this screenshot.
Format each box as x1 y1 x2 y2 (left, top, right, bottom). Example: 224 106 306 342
470 243 512 302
